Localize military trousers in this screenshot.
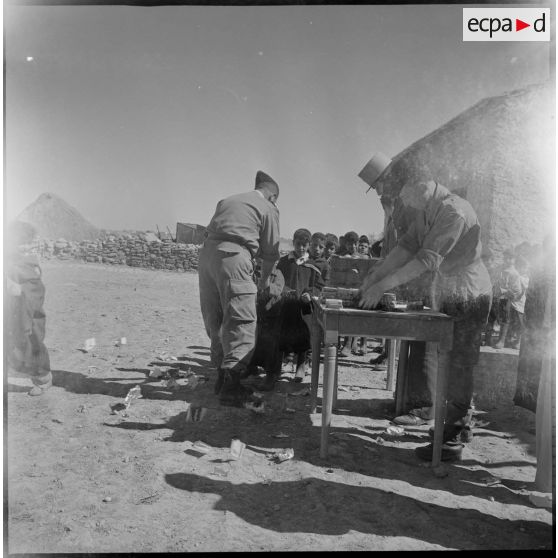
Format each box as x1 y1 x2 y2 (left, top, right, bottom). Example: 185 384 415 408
198 241 258 374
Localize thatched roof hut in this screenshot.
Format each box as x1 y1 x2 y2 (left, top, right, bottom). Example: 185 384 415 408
373 82 555 261
16 192 99 242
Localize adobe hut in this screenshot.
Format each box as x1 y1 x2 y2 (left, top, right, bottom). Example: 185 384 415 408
372 82 555 267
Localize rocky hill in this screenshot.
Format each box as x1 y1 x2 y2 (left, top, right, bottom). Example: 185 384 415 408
16 192 100 242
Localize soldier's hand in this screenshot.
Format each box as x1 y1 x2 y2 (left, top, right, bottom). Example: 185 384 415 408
300 292 311 303
358 284 384 309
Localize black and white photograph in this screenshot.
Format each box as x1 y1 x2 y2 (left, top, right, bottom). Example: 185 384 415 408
3 0 555 553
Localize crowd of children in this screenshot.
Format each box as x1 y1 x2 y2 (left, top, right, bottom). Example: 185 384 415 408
250 227 381 389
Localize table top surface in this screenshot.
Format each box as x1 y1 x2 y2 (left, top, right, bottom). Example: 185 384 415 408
312 298 452 321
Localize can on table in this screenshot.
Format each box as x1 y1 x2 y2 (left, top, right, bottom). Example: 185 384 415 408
380 292 397 310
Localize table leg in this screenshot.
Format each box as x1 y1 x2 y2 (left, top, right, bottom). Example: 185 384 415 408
320 343 337 459
333 352 339 410
432 347 449 468
386 339 397 392
394 340 409 416
310 315 321 414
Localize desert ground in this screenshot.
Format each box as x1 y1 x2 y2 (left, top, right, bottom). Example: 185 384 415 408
5 260 554 552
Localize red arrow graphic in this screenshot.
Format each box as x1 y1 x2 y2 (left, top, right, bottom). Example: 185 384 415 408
516 19 530 31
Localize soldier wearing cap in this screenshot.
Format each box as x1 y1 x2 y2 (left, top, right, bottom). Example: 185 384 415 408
358 153 492 461
199 170 281 406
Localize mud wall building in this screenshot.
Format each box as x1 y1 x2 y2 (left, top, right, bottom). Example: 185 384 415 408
373 82 555 265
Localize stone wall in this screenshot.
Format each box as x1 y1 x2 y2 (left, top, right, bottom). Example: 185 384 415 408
24 233 201 272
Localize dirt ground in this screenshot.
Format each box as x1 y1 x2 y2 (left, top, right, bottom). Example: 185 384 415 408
5 260 554 552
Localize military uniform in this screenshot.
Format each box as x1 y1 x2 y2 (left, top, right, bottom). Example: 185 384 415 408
397 182 492 432
199 187 280 384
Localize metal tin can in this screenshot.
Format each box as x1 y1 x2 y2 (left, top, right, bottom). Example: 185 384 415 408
381 292 396 309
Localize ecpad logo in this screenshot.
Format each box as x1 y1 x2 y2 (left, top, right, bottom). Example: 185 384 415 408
463 8 550 41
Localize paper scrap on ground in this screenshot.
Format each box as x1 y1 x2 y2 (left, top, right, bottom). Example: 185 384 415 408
192 440 212 454
123 386 142 409
272 448 294 463
83 338 96 352
386 426 405 436
149 366 164 378
230 438 246 459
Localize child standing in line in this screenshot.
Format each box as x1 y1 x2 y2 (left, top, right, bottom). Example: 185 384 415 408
340 231 359 258
274 228 325 385
508 255 530 349
309 231 330 285
357 235 371 259
5 221 52 396
324 234 339 261
486 248 524 349
336 235 347 256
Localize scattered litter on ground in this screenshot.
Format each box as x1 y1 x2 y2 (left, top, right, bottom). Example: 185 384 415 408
124 386 142 407
186 406 207 423
83 338 96 352
136 493 161 505
76 405 86 413
270 448 294 463
115 337 127 347
51 418 63 424
211 465 229 478
102 496 112 503
481 475 501 487
149 367 165 379
230 438 246 459
338 386 349 392
272 433 290 439
285 408 296 413
192 441 212 454
349 386 360 392
87 366 98 372
386 426 405 436
374 436 385 445
111 386 141 415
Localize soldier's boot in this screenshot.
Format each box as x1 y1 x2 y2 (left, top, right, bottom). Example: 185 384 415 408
218 369 254 407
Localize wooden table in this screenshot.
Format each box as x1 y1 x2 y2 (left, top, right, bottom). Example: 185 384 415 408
310 299 454 467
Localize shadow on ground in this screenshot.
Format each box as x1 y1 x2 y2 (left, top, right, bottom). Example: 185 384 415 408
164 472 552 549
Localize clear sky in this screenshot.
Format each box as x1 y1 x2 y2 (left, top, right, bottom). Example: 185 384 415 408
3 3 552 239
